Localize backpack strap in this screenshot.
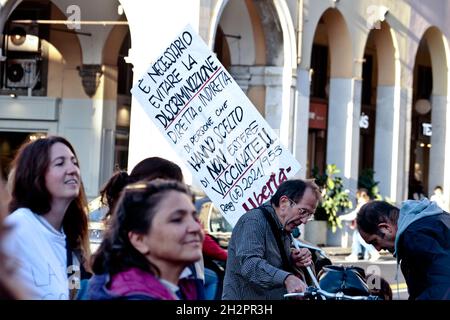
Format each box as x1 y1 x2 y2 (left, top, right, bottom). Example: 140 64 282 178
66 239 91 280
66 240 73 270
178 264 205 300
259 205 293 273
66 239 92 299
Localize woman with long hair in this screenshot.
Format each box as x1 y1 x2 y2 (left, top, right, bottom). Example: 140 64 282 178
3 136 90 299
87 180 204 300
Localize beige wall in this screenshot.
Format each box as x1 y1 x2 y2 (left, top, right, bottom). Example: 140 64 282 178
247 85 266 115
45 40 64 98
246 0 266 65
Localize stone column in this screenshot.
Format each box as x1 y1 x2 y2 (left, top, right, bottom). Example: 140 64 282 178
326 77 361 193
264 66 285 142
230 65 292 149
374 85 401 201
429 95 450 210
397 87 413 202
293 67 310 178
229 66 252 92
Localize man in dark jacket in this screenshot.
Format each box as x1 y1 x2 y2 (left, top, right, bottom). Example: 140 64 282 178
357 199 450 300
222 179 321 300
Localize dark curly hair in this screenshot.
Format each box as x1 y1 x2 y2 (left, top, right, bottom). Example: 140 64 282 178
91 180 191 277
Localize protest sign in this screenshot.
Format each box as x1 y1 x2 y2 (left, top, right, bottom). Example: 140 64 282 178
131 25 301 226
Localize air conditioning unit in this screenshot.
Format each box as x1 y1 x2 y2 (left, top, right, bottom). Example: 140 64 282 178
5 58 39 89
6 24 39 52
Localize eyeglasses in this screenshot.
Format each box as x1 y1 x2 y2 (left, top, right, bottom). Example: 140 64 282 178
287 198 315 220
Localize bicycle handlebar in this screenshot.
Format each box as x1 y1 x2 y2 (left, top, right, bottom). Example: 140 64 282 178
284 287 381 300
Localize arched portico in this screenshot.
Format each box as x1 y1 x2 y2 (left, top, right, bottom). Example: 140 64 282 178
211 0 296 150
410 27 450 209
363 21 401 201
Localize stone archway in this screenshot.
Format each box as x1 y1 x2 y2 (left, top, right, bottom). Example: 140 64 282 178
0 0 22 39
362 21 401 201
211 0 296 149
302 8 354 186
322 9 355 187
410 27 450 208
99 5 131 182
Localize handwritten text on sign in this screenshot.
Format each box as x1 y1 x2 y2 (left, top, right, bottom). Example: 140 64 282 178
131 25 301 226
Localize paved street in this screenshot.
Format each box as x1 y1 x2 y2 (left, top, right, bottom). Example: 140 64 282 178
326 250 409 300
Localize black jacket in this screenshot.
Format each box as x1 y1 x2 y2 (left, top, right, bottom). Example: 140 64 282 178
397 213 450 300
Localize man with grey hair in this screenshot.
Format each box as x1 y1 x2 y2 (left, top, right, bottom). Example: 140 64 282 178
222 179 321 300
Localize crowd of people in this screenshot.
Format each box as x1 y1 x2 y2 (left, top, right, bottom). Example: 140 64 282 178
0 135 449 300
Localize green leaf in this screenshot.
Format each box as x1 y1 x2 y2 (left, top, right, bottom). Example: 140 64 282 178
315 164 352 231
327 178 335 190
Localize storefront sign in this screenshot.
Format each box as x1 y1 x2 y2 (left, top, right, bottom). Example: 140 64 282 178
309 102 327 130
360 112 369 129
422 123 432 136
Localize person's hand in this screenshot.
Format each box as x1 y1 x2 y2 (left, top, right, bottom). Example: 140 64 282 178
284 274 307 294
291 248 312 268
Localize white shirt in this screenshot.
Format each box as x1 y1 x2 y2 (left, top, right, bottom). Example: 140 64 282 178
159 278 181 300
430 193 447 211
3 208 69 300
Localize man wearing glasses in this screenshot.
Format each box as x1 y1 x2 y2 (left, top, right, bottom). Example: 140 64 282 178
222 179 321 300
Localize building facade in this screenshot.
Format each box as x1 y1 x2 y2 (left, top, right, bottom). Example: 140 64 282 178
0 0 449 211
